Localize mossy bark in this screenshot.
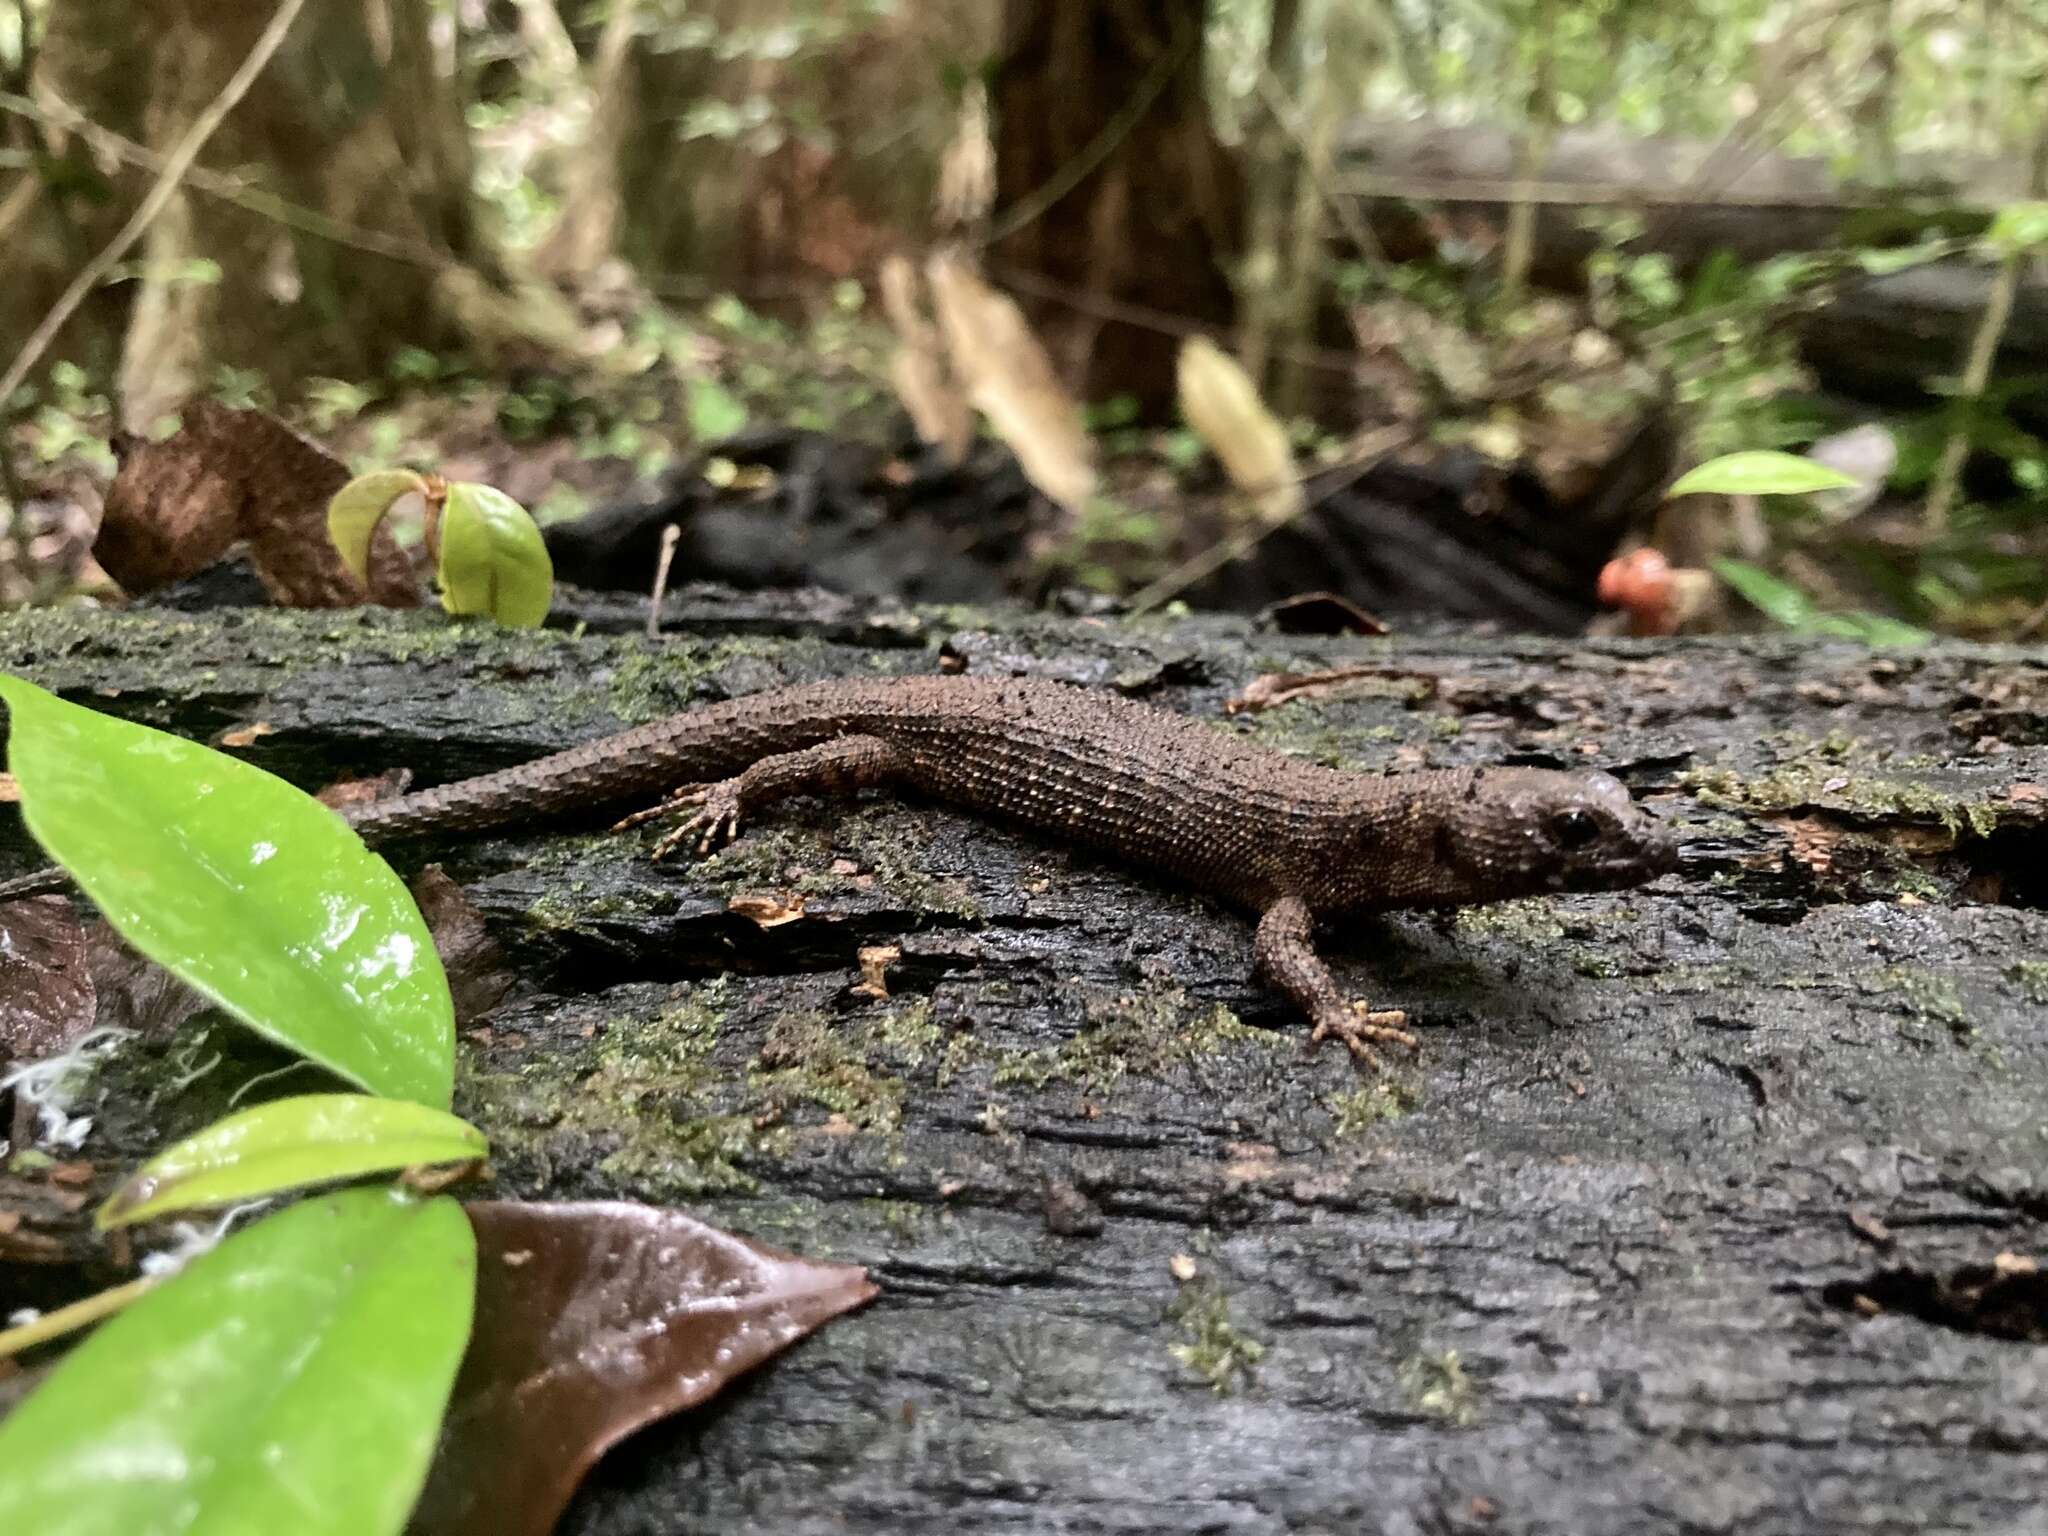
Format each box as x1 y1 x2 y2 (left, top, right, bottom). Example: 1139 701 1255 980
3 589 2046 1532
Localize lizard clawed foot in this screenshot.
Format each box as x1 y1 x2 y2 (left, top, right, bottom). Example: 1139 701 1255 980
612 781 745 861
1308 1001 1419 1075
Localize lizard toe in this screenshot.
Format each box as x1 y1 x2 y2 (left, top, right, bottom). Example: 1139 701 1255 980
1309 1003 1418 1076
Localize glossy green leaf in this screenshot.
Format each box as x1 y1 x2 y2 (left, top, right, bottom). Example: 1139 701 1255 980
327 468 429 586
1669 451 1860 499
436 481 553 628
98 1095 488 1229
0 677 453 1106
1984 201 2048 254
0 1187 475 1536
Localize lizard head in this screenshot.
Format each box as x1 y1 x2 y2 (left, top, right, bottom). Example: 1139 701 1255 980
1422 765 1678 904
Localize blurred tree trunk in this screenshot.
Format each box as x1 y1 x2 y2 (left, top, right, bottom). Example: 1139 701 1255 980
110 0 484 426
1236 0 1300 392
0 0 154 378
534 0 638 282
991 0 1242 416
602 1 990 302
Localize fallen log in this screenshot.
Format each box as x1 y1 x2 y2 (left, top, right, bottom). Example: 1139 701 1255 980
1336 119 2048 424
2 589 2044 1532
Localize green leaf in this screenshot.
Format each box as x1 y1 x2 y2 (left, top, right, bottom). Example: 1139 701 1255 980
1984 201 2048 254
1711 558 1815 627
0 677 453 1106
1669 451 1860 498
0 1188 475 1536
327 469 429 586
436 482 553 628
1710 563 1931 647
686 377 748 441
1815 612 1934 648
98 1096 488 1229
1853 243 1946 277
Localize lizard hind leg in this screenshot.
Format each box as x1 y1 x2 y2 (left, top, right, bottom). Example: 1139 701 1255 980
611 734 904 862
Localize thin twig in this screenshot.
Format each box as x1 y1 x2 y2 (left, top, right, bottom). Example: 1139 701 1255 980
1125 423 1417 614
0 1275 161 1361
1252 67 1384 266
0 0 310 408
977 25 1193 249
0 424 25 511
648 522 681 639
986 259 1367 377
1330 170 1992 215
0 88 441 270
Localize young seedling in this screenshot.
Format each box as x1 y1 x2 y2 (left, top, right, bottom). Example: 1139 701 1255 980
329 469 553 628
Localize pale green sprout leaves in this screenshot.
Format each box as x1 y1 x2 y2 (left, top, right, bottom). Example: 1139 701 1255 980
437 481 554 627
327 467 430 582
687 375 749 441
326 469 554 628
1711 560 1932 647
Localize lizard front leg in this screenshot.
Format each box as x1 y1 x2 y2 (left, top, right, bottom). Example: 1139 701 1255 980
615 734 903 860
1254 895 1418 1073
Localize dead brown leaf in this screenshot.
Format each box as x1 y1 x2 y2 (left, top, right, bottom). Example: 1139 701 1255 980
81 920 212 1040
853 943 900 999
1263 592 1389 637
409 868 517 1026
0 898 95 1069
728 890 807 928
216 722 277 749
1177 336 1303 525
1227 665 1387 714
926 251 1096 515
409 1201 876 1536
94 401 420 608
879 254 973 466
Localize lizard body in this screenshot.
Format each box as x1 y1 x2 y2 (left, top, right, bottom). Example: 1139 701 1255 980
3 674 1678 1066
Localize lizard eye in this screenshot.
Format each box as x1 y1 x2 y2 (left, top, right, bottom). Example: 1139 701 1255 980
1551 808 1600 848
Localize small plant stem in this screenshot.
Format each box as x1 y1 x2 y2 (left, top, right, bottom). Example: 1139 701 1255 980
0 1275 161 1361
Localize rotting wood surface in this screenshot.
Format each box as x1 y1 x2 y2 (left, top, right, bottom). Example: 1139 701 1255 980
2 588 2044 1534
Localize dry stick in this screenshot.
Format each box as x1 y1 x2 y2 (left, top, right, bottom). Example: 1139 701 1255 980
1253 68 1384 267
0 90 441 270
1328 171 1991 216
647 522 682 640
986 260 1367 378
0 1274 162 1361
1927 125 2048 535
0 0 310 409
1125 423 1417 615
1923 247 2022 533
975 25 1192 249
